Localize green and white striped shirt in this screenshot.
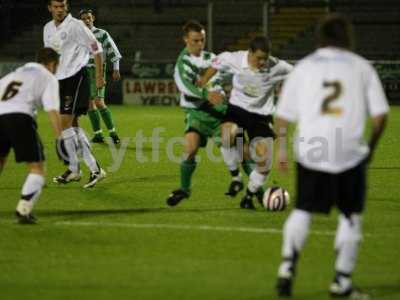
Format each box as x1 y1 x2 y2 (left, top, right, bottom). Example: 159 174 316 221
87 26 122 69
174 48 223 109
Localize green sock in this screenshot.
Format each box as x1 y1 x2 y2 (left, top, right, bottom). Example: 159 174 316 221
180 160 196 193
241 160 255 176
99 107 116 133
88 109 102 135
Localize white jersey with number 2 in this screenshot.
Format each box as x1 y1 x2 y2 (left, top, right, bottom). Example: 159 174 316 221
276 47 389 173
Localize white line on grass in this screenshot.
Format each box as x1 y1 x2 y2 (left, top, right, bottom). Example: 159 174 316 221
55 221 347 237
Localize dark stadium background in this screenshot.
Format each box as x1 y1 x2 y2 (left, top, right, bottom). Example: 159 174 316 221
0 0 399 105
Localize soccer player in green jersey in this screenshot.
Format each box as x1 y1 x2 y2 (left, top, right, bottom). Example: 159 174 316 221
166 20 227 206
79 9 122 144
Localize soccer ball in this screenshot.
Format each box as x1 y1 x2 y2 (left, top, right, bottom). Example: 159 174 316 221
262 187 290 211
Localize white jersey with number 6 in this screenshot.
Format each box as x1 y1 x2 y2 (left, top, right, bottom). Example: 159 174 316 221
212 50 293 115
0 63 60 118
276 47 389 173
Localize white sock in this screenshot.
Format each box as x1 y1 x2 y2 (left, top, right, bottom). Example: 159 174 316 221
17 173 45 216
247 170 266 193
220 146 240 172
334 214 362 286
62 128 79 173
75 127 100 173
278 209 312 278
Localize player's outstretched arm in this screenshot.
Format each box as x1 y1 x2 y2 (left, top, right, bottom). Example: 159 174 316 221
198 67 217 87
106 32 122 81
94 53 106 89
366 113 388 164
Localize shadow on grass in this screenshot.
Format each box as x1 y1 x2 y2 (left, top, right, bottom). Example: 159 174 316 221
94 142 154 152
0 206 239 220
369 166 400 170
368 282 400 298
100 174 178 186
262 283 400 300
0 174 178 190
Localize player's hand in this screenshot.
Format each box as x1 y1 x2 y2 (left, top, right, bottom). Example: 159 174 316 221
96 76 106 89
207 91 224 105
112 70 121 81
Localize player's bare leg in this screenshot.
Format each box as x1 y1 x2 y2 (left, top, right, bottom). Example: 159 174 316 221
166 132 200 206
16 162 46 224
240 137 273 209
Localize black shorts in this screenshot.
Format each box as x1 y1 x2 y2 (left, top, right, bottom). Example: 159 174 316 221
59 67 90 116
223 104 275 141
296 162 366 216
0 113 45 163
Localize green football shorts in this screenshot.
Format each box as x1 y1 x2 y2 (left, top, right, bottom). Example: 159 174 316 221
183 105 227 147
87 65 106 99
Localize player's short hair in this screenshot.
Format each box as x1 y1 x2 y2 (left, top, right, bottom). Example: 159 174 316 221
249 36 271 54
48 0 67 4
79 8 94 18
316 14 354 49
36 48 59 65
182 20 205 36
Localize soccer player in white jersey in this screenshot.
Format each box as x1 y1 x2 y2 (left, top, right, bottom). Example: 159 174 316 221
0 48 62 224
274 14 389 298
79 8 122 144
44 0 106 188
201 36 293 209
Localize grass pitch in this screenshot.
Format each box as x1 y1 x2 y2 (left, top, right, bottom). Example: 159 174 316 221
1 106 399 300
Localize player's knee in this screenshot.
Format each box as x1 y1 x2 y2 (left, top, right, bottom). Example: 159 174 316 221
28 162 45 176
183 145 198 161
221 123 237 147
252 139 273 173
95 98 106 109
88 100 96 110
61 115 74 129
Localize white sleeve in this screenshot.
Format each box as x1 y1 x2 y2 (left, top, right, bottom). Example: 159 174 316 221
73 21 103 55
365 65 389 117
278 60 294 75
43 25 50 47
275 68 300 122
41 76 60 112
211 52 234 73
